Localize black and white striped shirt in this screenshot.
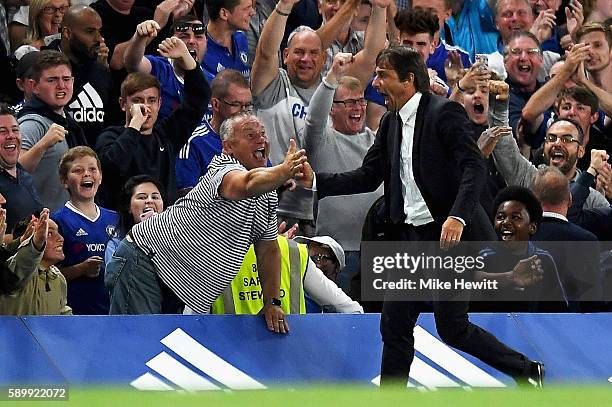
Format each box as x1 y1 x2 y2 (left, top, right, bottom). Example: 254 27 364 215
132 154 278 313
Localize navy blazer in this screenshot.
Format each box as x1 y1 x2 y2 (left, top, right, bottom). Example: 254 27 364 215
317 93 489 232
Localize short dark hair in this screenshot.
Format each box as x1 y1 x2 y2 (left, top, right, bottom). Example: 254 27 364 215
0 103 15 117
172 14 203 32
504 30 541 50
547 117 585 144
394 8 439 38
118 175 165 234
58 146 101 184
120 72 161 98
206 0 242 21
375 46 430 94
29 50 72 82
576 22 612 49
211 69 250 99
531 166 570 206
555 87 599 116
493 186 543 225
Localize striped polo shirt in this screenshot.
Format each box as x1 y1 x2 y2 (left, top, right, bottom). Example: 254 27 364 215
132 154 278 313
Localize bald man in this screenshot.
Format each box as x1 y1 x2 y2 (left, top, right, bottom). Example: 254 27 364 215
43 5 114 146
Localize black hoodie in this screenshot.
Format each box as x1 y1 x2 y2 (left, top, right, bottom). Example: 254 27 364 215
95 64 210 210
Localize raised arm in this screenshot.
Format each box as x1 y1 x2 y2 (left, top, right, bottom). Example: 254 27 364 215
316 0 360 50
491 125 538 187
251 0 301 96
18 123 68 173
219 139 307 200
303 53 354 153
521 43 590 133
124 20 160 73
346 0 389 87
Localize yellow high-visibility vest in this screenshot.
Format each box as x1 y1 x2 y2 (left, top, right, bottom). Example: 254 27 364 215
210 236 308 314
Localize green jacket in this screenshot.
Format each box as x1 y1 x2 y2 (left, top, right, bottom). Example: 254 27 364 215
0 238 72 315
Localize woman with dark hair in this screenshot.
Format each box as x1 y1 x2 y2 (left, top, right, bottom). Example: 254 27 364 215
104 175 165 266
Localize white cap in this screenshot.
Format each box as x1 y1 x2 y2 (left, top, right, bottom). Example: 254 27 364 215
294 235 345 270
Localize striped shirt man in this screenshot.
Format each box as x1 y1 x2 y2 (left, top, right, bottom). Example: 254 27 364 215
131 154 278 314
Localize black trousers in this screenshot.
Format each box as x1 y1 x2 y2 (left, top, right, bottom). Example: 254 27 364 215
380 221 531 386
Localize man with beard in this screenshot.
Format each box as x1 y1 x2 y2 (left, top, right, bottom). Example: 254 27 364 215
124 16 208 120
43 5 113 147
492 117 609 208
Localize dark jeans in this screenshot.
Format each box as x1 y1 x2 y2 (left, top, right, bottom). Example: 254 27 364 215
106 238 183 314
380 221 531 386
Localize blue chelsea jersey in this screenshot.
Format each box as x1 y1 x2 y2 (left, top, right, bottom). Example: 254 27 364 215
52 202 119 315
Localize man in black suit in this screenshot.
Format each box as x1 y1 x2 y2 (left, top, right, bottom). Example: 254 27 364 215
300 46 544 387
531 166 603 311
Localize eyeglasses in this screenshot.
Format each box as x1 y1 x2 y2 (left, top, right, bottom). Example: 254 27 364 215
545 134 581 145
332 98 367 107
311 254 336 263
42 5 69 15
175 22 206 35
220 99 253 111
507 47 541 57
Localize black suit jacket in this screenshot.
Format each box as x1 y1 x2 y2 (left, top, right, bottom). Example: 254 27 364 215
532 215 603 309
318 93 491 237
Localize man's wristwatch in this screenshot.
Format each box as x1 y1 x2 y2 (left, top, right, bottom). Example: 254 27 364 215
267 297 282 307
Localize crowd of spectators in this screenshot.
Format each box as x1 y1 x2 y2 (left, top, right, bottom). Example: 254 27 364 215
0 0 611 317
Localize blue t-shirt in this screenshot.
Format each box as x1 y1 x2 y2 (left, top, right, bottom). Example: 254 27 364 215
427 41 472 83
444 0 499 59
175 119 271 189
175 120 222 189
202 31 250 81
146 55 214 120
52 202 119 315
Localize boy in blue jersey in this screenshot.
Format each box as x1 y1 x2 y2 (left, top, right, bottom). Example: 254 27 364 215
51 146 118 315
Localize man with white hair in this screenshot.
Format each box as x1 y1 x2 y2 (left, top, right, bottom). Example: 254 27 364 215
107 112 311 335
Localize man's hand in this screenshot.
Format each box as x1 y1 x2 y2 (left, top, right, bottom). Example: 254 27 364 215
444 50 464 88
281 139 308 180
326 52 354 85
429 70 449 96
173 0 194 18
79 256 104 278
136 20 160 40
458 64 490 93
41 124 68 149
370 0 392 7
440 217 464 250
478 126 512 158
0 207 6 241
589 149 609 174
596 163 612 200
158 36 197 71
97 39 110 68
511 255 543 287
277 0 301 13
530 9 556 43
261 303 289 333
575 61 590 86
278 221 299 239
32 209 50 252
128 103 150 131
563 42 590 73
566 0 584 40
154 0 180 27
488 80 509 100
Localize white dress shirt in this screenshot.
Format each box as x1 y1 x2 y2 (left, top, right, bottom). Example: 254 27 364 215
398 92 435 226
